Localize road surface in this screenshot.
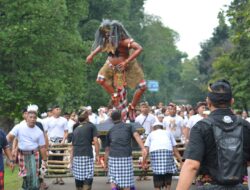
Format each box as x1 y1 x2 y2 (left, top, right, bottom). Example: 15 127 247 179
45 176 196 190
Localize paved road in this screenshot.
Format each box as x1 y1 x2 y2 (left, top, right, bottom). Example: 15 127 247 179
45 176 196 190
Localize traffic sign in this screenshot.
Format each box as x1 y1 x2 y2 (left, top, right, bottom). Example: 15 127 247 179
147 80 159 92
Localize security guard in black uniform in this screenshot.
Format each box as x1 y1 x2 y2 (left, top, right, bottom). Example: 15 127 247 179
176 79 250 190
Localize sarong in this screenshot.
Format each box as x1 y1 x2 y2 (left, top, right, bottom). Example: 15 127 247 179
108 156 134 188
72 156 94 181
18 151 40 190
150 149 178 175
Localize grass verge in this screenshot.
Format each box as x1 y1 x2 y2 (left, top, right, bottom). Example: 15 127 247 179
4 165 22 190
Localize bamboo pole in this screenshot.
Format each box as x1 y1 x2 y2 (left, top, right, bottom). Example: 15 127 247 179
47 169 69 173
48 147 69 151
48 153 69 156
48 160 70 164
48 165 69 169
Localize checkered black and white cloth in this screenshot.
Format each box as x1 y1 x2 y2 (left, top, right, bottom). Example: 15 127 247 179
108 156 134 188
72 156 94 180
150 149 178 175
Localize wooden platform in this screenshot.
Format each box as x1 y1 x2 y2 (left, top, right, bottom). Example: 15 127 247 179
45 142 185 178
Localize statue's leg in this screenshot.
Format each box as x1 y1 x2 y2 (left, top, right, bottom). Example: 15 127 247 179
131 80 147 108
128 80 147 121
96 74 115 94
96 74 121 106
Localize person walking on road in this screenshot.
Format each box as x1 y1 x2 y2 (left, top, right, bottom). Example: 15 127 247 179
104 110 147 190
144 122 183 190
70 107 100 190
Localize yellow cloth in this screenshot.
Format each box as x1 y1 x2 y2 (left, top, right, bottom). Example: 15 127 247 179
98 59 144 89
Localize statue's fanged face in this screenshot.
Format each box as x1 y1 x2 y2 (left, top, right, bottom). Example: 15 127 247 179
100 25 111 38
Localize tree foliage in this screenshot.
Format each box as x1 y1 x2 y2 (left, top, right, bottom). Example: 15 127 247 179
198 0 250 111
2 0 249 127
178 58 206 105
139 15 185 105
0 0 88 119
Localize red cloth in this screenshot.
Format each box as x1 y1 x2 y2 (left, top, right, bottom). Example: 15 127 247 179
18 151 40 177
0 171 4 190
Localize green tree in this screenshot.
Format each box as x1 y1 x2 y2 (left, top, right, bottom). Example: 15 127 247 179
203 0 250 111
0 0 88 122
177 58 206 105
198 11 231 85
140 15 185 105
214 0 250 111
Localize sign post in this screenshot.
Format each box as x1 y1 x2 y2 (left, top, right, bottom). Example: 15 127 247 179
147 80 159 92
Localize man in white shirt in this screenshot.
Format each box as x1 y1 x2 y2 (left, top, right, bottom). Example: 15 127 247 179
12 105 49 189
163 103 185 140
44 105 68 143
97 107 109 124
86 106 98 125
241 110 250 123
144 122 183 190
135 102 156 136
155 112 165 124
44 105 68 185
7 110 47 190
67 111 77 143
184 102 206 141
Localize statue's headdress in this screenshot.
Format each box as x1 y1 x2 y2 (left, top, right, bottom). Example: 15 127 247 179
92 19 131 51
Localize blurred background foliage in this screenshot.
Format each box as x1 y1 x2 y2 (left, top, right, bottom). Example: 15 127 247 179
0 0 249 130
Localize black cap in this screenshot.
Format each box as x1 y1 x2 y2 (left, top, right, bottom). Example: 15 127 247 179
208 79 232 94
208 79 232 105
111 110 122 122
77 107 88 117
77 107 89 122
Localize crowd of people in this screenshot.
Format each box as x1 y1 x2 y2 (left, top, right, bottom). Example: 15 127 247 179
1 80 250 190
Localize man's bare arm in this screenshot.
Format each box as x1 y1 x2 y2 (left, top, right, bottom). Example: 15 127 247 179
176 159 200 190
93 137 100 163
104 146 110 169
42 132 49 150
173 147 183 163
61 130 68 144
39 146 48 161
4 147 13 161
4 147 14 171
6 133 15 143
133 132 147 158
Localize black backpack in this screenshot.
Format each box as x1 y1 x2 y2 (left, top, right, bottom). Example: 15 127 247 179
203 116 244 185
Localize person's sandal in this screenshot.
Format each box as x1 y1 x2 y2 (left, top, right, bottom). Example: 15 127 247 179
52 179 59 184
143 176 151 181
59 179 65 185
41 182 49 189
43 182 49 189
136 176 142 181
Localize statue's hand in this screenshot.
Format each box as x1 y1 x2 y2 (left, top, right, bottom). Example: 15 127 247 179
86 55 93 64
116 61 127 71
